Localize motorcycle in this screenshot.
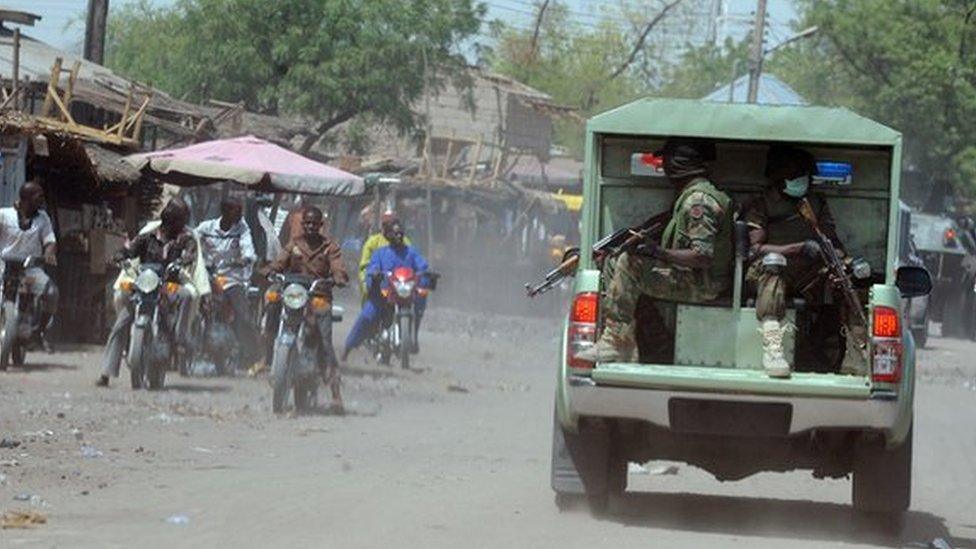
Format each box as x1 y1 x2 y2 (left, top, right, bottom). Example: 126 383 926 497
120 261 189 389
368 267 437 370
263 274 342 414
0 256 47 370
199 262 249 375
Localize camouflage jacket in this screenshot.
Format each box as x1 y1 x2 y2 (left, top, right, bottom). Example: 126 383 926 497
660 177 733 292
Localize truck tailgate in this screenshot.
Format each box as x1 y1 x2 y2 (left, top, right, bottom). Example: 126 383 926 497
591 363 871 399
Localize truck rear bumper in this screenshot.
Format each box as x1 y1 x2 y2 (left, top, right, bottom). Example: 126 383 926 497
566 375 900 436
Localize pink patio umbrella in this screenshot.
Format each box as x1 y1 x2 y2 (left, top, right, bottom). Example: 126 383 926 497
122 136 365 196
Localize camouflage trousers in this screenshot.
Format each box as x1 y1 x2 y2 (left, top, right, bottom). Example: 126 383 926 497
745 255 823 321
601 251 721 351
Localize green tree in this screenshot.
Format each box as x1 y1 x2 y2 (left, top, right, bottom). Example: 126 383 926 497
489 1 686 155
771 0 976 197
106 0 485 151
658 37 751 99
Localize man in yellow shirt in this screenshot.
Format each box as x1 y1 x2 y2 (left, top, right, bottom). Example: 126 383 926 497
358 213 410 301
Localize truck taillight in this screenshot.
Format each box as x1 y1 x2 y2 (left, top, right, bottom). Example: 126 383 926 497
872 306 899 338
567 292 598 369
871 306 903 383
944 228 957 247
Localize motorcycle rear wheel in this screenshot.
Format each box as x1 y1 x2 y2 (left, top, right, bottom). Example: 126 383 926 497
294 381 315 412
12 342 25 367
148 362 166 390
128 326 147 390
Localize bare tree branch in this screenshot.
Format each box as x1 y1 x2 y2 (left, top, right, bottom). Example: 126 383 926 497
606 0 684 82
298 108 359 154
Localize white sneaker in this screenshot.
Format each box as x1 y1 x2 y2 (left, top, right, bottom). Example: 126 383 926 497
760 319 791 378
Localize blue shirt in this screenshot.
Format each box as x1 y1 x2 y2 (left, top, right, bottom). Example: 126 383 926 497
366 244 430 289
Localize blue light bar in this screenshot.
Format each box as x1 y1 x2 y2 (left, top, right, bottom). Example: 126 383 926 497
813 161 853 186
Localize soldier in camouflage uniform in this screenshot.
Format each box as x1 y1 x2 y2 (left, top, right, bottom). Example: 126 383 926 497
745 145 866 377
577 139 733 363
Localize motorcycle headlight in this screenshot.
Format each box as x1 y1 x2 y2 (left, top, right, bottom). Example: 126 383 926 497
394 280 415 298
283 283 309 310
134 269 161 293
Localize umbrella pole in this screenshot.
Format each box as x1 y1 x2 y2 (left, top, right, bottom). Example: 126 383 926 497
426 180 434 256
269 194 281 231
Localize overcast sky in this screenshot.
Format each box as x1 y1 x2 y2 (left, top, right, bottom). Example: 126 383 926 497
4 0 797 53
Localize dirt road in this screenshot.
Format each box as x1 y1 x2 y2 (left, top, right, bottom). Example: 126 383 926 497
1 310 975 548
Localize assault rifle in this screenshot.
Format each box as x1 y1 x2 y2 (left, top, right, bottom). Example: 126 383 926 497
797 198 870 348
525 211 670 298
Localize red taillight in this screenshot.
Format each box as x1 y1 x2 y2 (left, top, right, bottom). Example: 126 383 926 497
567 292 598 369
571 291 598 323
871 305 903 383
872 306 899 338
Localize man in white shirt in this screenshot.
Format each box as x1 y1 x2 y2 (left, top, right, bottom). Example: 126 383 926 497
0 181 59 349
196 197 258 365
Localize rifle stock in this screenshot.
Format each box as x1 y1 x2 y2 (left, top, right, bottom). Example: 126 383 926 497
524 210 670 298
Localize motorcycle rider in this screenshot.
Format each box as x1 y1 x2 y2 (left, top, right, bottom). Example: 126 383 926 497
96 198 207 387
0 181 59 350
342 219 429 360
196 197 259 368
266 206 348 410
358 211 411 302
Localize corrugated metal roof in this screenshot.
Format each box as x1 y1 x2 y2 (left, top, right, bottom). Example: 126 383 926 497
0 30 205 134
702 73 808 106
588 97 900 146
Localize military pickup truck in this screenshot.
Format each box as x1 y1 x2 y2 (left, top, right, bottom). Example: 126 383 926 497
551 99 932 525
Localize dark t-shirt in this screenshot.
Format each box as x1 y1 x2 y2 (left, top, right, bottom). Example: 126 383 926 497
116 229 197 266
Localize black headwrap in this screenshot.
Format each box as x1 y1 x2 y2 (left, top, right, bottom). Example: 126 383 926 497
659 139 715 179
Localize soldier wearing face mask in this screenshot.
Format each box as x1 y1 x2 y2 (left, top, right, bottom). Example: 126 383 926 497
744 145 859 378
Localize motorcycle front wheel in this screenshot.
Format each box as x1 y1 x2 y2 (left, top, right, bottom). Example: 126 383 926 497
271 345 292 414
0 303 16 370
398 314 412 370
128 325 147 390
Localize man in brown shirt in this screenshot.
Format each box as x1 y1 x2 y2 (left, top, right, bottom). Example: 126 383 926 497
269 207 348 289
267 206 347 410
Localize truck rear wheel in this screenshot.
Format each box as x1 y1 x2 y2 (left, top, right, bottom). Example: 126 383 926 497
912 326 928 349
550 412 626 515
853 423 912 518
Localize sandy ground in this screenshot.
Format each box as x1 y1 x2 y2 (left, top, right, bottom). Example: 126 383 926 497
1 308 975 548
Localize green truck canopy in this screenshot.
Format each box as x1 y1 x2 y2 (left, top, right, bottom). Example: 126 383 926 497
587 98 901 146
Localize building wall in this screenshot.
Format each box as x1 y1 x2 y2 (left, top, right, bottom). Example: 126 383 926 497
0 134 26 207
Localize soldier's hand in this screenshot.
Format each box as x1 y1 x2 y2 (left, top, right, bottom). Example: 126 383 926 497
634 240 661 259
802 239 821 259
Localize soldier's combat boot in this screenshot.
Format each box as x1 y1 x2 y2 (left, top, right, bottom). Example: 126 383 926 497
760 319 791 378
840 325 869 376
574 322 638 364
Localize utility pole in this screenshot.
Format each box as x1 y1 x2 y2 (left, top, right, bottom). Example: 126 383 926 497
746 0 767 104
84 0 109 65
